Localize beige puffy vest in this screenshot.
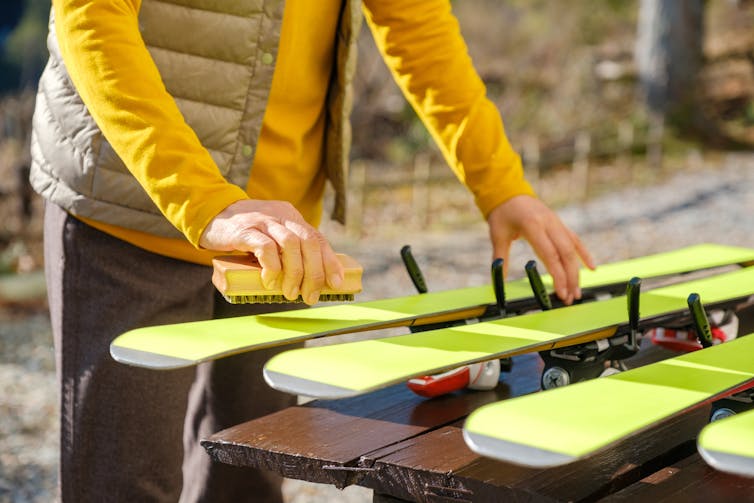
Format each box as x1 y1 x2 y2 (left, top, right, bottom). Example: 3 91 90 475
30 0 361 238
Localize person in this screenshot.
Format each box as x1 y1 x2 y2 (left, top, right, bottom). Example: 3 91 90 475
30 0 594 501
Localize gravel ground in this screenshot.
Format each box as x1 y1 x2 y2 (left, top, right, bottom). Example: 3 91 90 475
1 152 753 502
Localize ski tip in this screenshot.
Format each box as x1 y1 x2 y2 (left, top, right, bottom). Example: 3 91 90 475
262 368 362 399
110 344 196 370
462 429 577 468
698 445 754 478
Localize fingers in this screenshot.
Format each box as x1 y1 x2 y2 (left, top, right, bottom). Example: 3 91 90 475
490 233 514 280
487 195 594 306
264 221 304 301
282 220 326 305
263 219 333 304
570 228 596 271
242 229 282 290
201 200 339 304
545 225 580 304
288 226 344 305
320 235 345 289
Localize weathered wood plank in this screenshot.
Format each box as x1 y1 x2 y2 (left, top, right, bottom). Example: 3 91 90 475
202 354 541 488
358 404 719 502
603 453 754 502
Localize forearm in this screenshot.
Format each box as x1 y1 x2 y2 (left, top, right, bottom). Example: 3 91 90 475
53 0 246 245
362 0 534 216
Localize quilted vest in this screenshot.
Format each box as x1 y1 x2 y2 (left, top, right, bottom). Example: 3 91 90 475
29 0 361 238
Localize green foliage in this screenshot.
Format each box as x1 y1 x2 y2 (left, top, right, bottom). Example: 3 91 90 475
384 104 434 164
1 0 50 92
746 101 754 126
575 0 637 45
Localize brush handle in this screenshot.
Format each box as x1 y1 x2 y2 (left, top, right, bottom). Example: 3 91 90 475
212 253 363 304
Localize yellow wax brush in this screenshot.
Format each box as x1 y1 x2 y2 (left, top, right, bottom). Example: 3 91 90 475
212 253 363 304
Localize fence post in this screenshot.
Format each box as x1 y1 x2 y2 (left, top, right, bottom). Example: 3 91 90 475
411 153 431 228
571 131 591 201
617 120 635 182
522 136 541 194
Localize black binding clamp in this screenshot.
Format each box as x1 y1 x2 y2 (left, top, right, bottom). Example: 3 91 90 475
539 277 643 389
687 292 714 348
625 276 642 353
525 260 552 311
491 258 506 318
400 245 428 294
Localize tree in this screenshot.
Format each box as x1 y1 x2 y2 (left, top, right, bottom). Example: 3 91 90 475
0 0 49 92
635 0 705 125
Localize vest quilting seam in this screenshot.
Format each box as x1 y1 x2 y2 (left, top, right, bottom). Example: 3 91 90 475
171 93 244 116
147 41 251 69
146 0 260 21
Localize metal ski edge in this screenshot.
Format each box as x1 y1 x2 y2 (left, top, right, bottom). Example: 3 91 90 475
110 346 194 370
698 447 754 478
462 430 576 468
697 409 754 477
262 369 357 399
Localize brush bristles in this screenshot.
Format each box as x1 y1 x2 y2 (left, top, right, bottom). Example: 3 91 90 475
223 293 356 304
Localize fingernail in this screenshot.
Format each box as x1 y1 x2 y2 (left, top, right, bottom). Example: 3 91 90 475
575 288 582 300
262 272 277 290
307 291 320 305
286 286 300 301
557 288 567 301
329 273 343 288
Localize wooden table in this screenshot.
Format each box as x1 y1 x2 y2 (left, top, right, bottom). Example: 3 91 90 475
201 352 754 502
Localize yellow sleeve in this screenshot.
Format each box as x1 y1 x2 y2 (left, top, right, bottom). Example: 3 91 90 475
52 0 248 246
362 0 535 217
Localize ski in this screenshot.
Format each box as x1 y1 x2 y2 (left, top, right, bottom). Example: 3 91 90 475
263 265 754 399
463 331 754 468
111 243 754 370
698 407 754 477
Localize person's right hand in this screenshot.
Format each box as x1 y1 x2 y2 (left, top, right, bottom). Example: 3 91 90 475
486 195 595 305
199 199 344 305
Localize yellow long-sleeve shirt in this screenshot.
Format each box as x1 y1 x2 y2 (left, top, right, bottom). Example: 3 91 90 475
54 0 534 266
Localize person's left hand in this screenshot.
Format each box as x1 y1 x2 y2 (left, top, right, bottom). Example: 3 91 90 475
487 194 595 305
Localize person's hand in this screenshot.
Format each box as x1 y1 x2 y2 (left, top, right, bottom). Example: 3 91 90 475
487 195 595 305
199 199 344 305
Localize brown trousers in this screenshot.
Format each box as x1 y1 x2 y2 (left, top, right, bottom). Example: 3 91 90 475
44 203 297 502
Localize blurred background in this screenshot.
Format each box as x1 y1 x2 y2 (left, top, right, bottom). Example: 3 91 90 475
0 1 753 502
